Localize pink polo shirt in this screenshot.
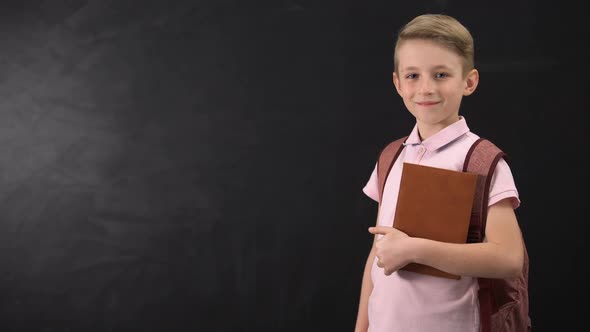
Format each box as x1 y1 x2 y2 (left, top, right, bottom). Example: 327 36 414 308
362 117 520 332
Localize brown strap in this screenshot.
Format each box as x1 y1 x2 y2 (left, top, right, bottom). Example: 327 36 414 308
463 138 508 332
463 138 508 241
377 136 408 202
478 279 494 332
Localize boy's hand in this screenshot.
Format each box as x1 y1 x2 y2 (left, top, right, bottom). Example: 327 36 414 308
369 226 412 276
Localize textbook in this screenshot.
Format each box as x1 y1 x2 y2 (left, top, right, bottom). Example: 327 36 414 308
393 162 479 279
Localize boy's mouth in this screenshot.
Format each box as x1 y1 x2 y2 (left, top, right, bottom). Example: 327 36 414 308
416 101 440 106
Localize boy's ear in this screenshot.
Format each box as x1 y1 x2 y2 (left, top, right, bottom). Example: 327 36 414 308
463 69 479 96
392 72 402 95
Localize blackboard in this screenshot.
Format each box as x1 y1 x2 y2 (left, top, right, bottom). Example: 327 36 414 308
0 1 585 331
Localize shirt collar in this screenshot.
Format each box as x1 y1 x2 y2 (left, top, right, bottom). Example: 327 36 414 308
404 116 470 151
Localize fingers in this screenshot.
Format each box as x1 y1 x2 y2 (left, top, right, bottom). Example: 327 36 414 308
372 227 399 276
376 256 393 275
369 226 394 235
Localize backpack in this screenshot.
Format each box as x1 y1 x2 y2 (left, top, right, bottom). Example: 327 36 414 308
375 136 531 332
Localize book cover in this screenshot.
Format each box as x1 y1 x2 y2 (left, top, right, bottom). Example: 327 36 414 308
392 162 479 279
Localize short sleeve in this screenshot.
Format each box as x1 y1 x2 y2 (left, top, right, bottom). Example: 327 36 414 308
488 158 521 209
362 162 380 202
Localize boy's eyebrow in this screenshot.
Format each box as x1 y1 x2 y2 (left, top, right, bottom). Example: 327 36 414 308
399 65 453 72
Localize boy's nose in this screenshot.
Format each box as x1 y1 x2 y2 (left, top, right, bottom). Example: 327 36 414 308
418 78 435 95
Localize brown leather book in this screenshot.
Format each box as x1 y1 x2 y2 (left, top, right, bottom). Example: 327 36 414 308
393 162 479 279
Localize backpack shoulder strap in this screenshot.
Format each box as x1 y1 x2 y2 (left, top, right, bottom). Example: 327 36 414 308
463 138 508 332
377 136 408 202
463 138 508 242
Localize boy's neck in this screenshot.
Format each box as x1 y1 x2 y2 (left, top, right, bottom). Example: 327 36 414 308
417 116 461 141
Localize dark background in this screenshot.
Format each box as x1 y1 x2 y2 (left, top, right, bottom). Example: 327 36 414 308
0 0 585 331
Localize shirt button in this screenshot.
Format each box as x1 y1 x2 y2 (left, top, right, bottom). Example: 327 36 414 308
418 147 425 154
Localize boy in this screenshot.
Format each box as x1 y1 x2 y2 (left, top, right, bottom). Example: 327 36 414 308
354 14 524 332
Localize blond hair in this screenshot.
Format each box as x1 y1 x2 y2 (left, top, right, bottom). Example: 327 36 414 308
394 14 475 75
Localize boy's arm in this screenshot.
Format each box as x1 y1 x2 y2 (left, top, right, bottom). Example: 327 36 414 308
355 209 381 332
371 198 524 279
354 244 376 332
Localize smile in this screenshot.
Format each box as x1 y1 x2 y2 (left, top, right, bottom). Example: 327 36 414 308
416 101 440 106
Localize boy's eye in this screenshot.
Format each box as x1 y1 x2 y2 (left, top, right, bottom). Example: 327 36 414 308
435 72 449 79
405 74 417 79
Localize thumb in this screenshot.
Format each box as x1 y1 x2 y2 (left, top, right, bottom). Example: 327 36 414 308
368 226 395 235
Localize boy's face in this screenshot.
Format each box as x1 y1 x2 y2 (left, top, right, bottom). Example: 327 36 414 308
393 39 478 137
